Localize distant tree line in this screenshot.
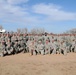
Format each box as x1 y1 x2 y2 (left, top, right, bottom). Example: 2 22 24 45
66 28 76 34
0 25 76 34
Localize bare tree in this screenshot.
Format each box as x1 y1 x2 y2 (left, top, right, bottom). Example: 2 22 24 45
31 28 37 34
21 28 28 34
30 28 45 34
17 28 21 34
17 28 28 34
0 25 3 30
66 28 76 34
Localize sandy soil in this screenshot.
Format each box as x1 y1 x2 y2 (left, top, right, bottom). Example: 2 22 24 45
0 53 76 75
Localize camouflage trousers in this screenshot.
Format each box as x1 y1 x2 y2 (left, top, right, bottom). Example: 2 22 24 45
61 47 67 55
7 49 13 54
71 45 75 52
31 49 37 55
45 49 50 54
52 47 57 54
0 53 4 57
74 46 76 53
40 49 45 55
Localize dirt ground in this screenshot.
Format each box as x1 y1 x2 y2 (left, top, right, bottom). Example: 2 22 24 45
0 53 76 75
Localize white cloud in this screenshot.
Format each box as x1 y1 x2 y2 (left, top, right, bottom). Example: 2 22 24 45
0 0 76 27
0 0 43 25
32 3 76 20
7 0 29 5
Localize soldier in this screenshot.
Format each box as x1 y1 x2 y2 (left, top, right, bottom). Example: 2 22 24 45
4 34 8 43
26 36 34 53
45 39 51 54
37 40 45 55
71 39 76 52
66 40 71 53
0 33 5 43
11 34 15 41
20 39 27 53
23 34 27 43
74 40 76 53
17 34 24 53
23 34 28 53
34 38 38 55
0 40 7 57
29 41 36 55
6 42 13 55
14 41 19 54
11 34 16 47
59 40 67 55
52 39 59 54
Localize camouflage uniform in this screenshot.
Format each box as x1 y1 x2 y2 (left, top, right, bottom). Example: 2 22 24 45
37 41 45 55
6 43 13 55
45 39 51 54
29 41 36 55
0 42 7 57
71 39 76 52
52 39 58 54
14 41 19 54
74 40 76 53
20 40 27 53
60 41 67 55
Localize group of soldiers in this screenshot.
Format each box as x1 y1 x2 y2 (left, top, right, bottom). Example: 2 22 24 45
0 32 76 57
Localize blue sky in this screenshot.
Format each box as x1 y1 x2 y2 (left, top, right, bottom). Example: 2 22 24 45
0 0 76 33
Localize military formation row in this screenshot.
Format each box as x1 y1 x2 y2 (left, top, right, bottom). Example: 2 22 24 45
0 33 76 57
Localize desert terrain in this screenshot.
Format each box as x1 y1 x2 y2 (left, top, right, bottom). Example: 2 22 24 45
0 53 76 75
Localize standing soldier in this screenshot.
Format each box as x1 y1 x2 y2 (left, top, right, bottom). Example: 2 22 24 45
71 39 76 52
0 33 5 43
74 39 76 53
6 42 13 55
60 40 67 55
26 38 31 53
52 39 58 54
5 34 9 43
0 39 7 57
45 39 51 54
11 34 16 47
14 41 19 54
20 39 27 53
